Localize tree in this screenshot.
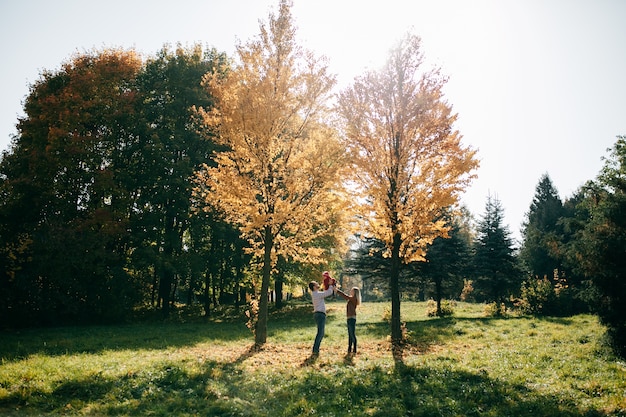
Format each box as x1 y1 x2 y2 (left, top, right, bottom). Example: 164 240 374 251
558 188 594 309
573 136 626 357
194 0 348 345
337 33 478 343
520 173 565 279
472 195 520 313
0 49 143 326
417 208 473 315
133 44 228 317
345 236 392 300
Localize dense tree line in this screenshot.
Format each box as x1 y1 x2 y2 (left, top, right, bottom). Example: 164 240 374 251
0 45 250 327
347 199 517 310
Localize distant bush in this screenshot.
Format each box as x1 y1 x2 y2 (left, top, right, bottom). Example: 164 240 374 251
517 273 580 316
518 277 554 315
484 302 507 317
460 279 475 302
426 299 456 317
382 306 392 323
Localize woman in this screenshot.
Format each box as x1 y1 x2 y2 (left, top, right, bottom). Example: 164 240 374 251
336 286 361 354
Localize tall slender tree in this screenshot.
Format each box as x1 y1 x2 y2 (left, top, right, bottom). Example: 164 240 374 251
473 195 520 312
194 0 348 345
520 173 565 279
337 33 478 343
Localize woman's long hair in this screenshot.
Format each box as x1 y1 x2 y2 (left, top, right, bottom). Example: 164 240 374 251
352 287 361 305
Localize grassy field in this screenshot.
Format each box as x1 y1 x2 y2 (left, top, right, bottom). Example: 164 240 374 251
0 301 624 416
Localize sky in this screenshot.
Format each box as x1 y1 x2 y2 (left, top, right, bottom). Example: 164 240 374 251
1 0 625 241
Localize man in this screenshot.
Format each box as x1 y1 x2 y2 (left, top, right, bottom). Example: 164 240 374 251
309 279 335 355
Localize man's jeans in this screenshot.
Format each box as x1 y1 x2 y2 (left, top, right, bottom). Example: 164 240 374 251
313 312 326 353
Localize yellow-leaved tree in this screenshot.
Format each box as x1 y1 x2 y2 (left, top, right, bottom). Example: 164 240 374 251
194 0 348 345
337 34 479 345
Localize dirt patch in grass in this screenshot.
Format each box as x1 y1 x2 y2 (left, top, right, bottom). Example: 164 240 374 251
188 340 401 371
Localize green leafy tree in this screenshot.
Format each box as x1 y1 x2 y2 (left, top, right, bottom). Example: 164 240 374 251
0 49 143 326
133 44 229 317
472 195 520 313
573 136 626 357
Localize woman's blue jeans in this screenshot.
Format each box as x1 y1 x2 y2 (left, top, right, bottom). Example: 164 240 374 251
347 318 357 353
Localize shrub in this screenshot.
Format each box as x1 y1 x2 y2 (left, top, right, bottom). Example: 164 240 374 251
518 277 554 315
382 306 392 323
426 299 456 317
517 272 580 316
484 302 507 317
460 279 475 302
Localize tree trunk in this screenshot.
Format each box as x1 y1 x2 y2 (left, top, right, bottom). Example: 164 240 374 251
151 267 158 307
160 268 173 317
160 212 178 317
275 269 284 309
255 226 273 345
186 277 193 306
211 275 218 307
390 232 402 344
435 277 443 316
235 262 243 307
203 270 211 317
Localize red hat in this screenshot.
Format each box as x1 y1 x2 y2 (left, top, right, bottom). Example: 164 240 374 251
322 271 330 277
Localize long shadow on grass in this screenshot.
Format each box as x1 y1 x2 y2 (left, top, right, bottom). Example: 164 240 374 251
0 317 252 362
267 354 606 416
362 316 530 354
0 304 319 362
2 354 607 417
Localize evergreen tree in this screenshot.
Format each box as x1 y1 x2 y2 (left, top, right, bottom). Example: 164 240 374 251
520 173 565 279
473 195 520 312
559 188 593 293
418 208 473 315
345 236 392 299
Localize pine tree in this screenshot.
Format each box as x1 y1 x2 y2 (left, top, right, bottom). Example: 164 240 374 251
473 195 520 313
520 173 565 279
418 208 473 315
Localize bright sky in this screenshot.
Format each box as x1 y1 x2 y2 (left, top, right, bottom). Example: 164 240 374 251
1 0 625 241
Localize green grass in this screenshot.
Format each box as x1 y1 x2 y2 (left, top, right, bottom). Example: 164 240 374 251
0 301 624 416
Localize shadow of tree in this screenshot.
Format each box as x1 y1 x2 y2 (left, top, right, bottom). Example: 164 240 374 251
3 354 605 417
0 308 617 416
0 317 252 361
0 304 324 362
